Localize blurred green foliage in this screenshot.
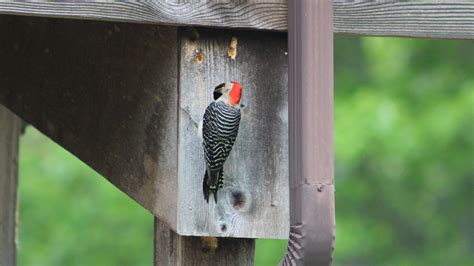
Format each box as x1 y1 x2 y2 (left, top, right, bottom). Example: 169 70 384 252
18 36 473 266
19 128 154 266
333 36 473 266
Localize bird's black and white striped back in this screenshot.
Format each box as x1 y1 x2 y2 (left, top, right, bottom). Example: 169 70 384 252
202 100 241 202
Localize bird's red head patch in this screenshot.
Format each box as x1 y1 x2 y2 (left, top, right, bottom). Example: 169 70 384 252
229 81 242 106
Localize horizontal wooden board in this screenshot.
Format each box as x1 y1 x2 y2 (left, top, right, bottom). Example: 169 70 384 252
334 1 474 40
0 1 473 39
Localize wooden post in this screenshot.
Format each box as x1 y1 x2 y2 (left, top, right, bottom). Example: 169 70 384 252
0 105 20 266
154 218 254 266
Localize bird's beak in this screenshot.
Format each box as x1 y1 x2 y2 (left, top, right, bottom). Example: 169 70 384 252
213 85 224 100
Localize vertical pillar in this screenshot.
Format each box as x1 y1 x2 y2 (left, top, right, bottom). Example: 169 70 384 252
0 105 20 266
154 218 254 266
283 0 335 265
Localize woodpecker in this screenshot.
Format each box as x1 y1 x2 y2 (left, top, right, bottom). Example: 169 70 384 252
199 81 243 203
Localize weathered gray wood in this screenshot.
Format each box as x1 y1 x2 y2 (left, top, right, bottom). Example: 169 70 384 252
0 15 288 239
0 1 288 31
0 15 179 231
334 1 474 40
0 1 473 39
154 218 255 266
177 28 289 238
0 105 20 266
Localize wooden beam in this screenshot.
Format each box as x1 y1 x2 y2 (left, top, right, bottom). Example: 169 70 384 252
334 1 474 40
0 105 20 266
154 218 254 266
0 15 180 232
0 1 288 31
0 1 473 39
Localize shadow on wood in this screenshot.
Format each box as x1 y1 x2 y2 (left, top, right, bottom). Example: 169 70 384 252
0 15 180 229
0 16 289 239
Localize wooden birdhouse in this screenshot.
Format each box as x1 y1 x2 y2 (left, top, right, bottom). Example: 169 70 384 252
173 29 289 238
0 17 289 239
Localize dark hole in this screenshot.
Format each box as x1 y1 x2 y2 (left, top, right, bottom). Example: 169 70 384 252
220 224 227 232
232 191 246 210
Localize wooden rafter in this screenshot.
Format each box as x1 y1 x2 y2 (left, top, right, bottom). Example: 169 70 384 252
0 1 473 39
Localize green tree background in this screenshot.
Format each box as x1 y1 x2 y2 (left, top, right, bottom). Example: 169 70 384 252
17 36 473 265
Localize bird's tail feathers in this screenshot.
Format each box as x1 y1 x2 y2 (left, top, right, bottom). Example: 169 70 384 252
203 169 224 203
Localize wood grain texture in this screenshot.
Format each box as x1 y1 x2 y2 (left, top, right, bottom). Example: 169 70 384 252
0 105 20 266
0 1 288 31
334 1 474 39
0 15 179 230
0 1 473 39
154 218 255 266
0 15 288 239
177 28 289 239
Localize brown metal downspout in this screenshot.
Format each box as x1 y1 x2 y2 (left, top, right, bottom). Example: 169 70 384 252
281 0 335 265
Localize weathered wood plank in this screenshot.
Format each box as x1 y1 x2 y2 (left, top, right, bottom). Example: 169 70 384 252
334 1 474 39
0 1 288 31
177 28 289 238
0 1 473 39
0 105 20 266
0 15 179 231
0 15 288 240
154 218 255 266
